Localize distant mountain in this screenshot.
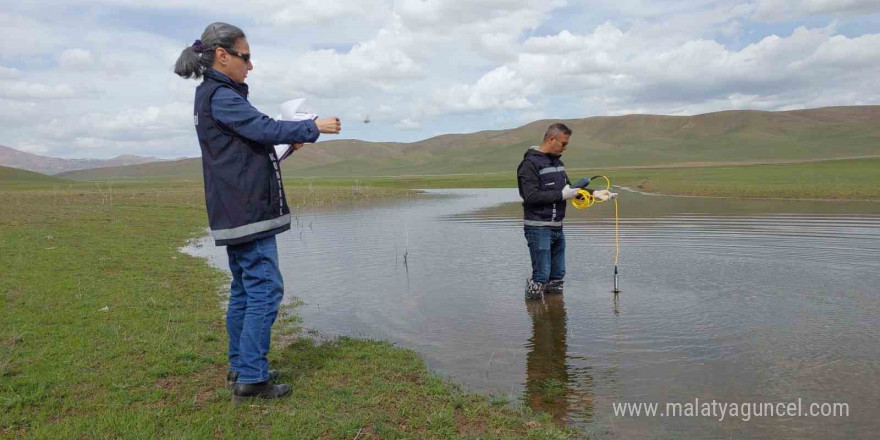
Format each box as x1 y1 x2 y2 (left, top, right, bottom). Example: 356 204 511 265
0 145 169 175
59 105 880 181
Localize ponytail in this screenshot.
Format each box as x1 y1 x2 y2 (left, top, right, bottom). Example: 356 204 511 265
174 43 205 79
173 22 245 80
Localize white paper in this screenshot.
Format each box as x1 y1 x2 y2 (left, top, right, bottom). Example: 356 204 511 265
274 98 317 160
280 98 306 120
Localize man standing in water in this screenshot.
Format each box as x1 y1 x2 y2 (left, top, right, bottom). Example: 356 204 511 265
174 22 341 402
517 123 613 300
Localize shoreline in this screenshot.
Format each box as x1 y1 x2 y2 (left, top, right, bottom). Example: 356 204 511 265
0 181 581 439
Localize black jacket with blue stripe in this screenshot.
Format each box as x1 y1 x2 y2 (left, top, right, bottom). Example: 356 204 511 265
516 147 570 229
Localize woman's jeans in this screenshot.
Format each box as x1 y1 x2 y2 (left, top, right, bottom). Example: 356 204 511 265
524 226 566 284
225 235 284 384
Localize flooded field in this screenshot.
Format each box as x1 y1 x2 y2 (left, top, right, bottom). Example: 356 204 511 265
185 189 880 439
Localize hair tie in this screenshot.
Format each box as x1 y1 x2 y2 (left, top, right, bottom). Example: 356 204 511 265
192 40 205 53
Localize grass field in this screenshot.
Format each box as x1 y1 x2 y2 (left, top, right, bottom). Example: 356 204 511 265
596 158 880 200
278 158 880 201
0 181 578 440
12 156 880 202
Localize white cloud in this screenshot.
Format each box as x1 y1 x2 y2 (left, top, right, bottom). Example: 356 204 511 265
59 49 95 70
395 118 421 130
0 66 20 79
291 37 423 93
439 22 880 116
394 0 563 29
795 32 880 70
0 12 65 56
37 102 193 142
247 21 423 103
435 65 537 113
0 80 80 100
0 99 38 122
266 0 389 25
1 1 879 157
753 0 880 21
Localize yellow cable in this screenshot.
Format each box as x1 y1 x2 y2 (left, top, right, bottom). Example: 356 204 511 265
570 175 620 265
572 189 594 209
614 197 619 265
569 175 611 210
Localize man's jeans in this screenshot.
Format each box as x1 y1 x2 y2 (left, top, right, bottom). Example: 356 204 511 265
225 235 284 384
524 226 566 284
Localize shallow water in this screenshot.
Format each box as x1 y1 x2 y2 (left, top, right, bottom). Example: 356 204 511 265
184 189 880 439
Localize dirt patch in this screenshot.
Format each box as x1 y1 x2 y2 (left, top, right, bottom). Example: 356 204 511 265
395 373 424 385
348 425 377 439
2 333 23 347
455 411 489 436
154 363 226 406
155 376 180 391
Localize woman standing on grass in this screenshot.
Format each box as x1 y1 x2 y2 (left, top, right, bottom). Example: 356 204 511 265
174 22 341 402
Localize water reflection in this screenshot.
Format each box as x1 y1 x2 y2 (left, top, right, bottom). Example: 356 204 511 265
524 294 594 423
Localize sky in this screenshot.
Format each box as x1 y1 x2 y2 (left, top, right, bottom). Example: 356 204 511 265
1 0 879 159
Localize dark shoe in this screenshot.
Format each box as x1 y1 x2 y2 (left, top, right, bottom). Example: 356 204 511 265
231 380 291 404
525 278 545 300
545 279 564 294
227 369 280 389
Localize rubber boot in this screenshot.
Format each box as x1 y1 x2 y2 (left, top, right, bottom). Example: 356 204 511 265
545 279 564 294
525 278 546 300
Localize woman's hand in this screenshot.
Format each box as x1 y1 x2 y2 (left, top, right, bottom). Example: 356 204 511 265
316 117 341 134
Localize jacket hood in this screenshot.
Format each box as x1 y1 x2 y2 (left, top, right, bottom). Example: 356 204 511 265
523 146 559 159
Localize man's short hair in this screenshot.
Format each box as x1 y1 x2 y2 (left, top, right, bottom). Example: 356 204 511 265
543 123 572 141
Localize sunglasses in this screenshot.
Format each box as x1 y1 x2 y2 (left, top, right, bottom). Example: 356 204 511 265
223 47 251 64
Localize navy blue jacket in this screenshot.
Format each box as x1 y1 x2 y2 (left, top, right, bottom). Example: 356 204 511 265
194 69 319 246
517 147 570 228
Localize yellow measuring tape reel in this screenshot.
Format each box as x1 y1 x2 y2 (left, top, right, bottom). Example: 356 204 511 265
571 189 595 209
571 175 612 210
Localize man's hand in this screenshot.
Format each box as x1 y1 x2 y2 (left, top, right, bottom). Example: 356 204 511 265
572 177 591 189
290 143 304 151
316 117 341 134
593 189 618 201
562 184 580 200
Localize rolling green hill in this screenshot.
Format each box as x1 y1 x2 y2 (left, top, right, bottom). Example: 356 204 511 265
0 165 68 184
58 158 203 181
59 105 880 181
